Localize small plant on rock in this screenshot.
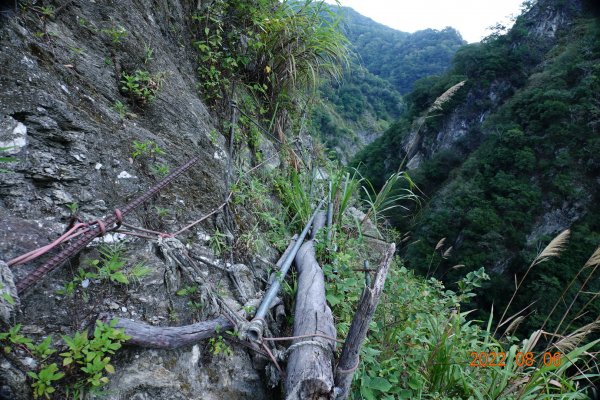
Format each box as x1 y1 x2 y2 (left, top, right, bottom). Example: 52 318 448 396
0 324 33 353
28 363 64 399
102 26 127 44
30 336 57 361
30 5 55 18
208 327 232 357
0 146 16 173
143 44 154 64
120 70 163 104
150 163 170 177
209 228 228 257
1 319 129 398
57 244 148 295
112 100 127 118
65 202 79 215
131 139 165 161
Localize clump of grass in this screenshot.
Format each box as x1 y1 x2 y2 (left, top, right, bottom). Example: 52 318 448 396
360 171 420 237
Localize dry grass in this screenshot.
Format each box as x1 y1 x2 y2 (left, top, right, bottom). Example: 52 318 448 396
435 237 446 251
550 319 600 353
584 246 600 268
442 246 453 259
495 229 570 336
523 329 543 354
532 229 571 266
549 245 600 341
428 80 467 113
504 315 525 336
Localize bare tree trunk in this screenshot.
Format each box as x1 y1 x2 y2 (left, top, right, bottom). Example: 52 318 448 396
285 212 337 400
334 243 395 399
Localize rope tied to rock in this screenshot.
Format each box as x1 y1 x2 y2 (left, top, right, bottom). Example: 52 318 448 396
7 208 125 268
35 154 275 257
11 155 200 294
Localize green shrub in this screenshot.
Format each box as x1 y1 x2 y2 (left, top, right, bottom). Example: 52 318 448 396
27 363 64 399
60 319 129 390
120 70 163 104
1 319 129 398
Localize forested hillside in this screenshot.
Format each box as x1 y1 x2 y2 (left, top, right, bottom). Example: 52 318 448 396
311 6 465 161
353 0 600 335
338 6 466 94
309 65 403 162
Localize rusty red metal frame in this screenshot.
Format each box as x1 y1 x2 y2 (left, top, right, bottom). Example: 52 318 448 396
15 156 199 294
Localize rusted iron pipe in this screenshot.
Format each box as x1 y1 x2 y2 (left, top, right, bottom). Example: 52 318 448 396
15 156 200 294
327 180 333 244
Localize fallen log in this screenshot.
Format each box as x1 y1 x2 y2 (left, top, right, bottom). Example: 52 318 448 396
105 315 234 349
285 211 337 400
104 234 308 350
334 243 396 400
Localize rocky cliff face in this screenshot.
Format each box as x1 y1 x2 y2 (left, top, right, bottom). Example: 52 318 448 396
402 0 591 252
404 79 514 170
402 0 583 171
0 2 279 399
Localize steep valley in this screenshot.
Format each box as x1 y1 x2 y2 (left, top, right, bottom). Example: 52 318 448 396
0 0 599 399
353 0 600 336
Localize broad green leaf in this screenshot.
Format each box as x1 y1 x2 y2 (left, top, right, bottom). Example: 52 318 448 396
368 377 393 392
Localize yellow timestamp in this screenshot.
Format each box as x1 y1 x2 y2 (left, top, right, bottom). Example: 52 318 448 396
469 351 562 368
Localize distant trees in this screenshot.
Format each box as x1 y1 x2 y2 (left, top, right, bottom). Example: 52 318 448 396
309 64 404 160
337 7 466 94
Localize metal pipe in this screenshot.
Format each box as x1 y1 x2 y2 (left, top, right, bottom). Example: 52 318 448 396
246 198 325 342
326 180 333 244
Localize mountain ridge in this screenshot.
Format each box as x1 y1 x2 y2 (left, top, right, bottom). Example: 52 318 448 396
353 0 599 334
312 4 466 161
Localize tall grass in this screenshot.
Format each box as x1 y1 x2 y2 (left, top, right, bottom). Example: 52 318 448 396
252 0 350 102
239 0 350 147
495 229 571 336
275 168 316 229
329 167 363 225
360 171 420 238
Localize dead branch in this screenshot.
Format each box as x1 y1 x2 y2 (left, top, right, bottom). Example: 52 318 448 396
105 315 234 349
333 243 395 399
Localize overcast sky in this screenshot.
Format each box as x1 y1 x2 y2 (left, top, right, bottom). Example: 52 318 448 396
324 0 525 43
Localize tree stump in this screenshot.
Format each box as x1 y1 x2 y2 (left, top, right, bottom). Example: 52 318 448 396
334 243 396 399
